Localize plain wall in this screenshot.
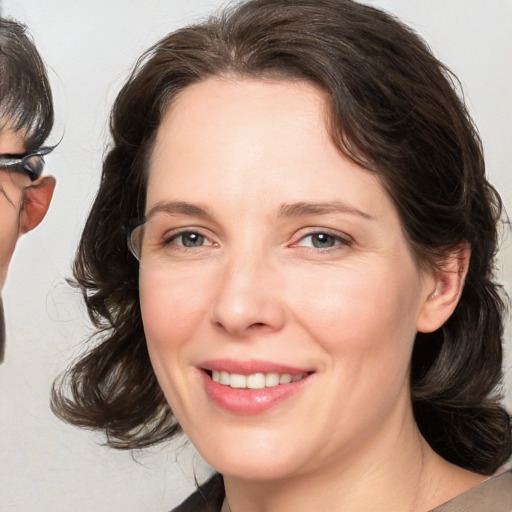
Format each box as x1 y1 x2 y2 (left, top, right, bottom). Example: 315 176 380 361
0 1 510 511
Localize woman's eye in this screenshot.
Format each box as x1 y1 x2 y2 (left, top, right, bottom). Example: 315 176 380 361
295 232 350 250
166 231 211 248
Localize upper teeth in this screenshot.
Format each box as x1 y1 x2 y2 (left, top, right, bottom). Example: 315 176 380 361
211 370 306 389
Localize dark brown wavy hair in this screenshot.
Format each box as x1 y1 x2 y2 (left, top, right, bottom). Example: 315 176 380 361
52 0 511 476
0 17 54 151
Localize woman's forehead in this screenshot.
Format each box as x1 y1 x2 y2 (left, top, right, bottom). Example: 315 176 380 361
145 77 393 224
156 77 328 146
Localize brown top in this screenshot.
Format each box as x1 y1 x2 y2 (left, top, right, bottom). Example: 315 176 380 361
172 471 512 512
430 471 512 512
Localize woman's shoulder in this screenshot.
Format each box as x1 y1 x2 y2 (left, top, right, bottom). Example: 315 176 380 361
171 473 225 512
431 471 512 511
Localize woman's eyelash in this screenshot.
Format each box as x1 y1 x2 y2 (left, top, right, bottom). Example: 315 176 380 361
292 230 352 250
163 229 215 248
158 228 351 252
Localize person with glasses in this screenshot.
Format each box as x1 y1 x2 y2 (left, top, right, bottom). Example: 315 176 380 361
0 17 55 362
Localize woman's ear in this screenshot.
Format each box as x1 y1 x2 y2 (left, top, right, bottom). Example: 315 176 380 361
19 176 56 234
416 243 470 333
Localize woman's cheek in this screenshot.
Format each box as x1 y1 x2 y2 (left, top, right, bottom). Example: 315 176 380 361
140 266 209 351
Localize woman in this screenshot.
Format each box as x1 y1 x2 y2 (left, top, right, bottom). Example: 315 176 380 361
52 0 512 510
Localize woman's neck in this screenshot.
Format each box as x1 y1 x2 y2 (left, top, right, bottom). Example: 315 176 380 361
222 417 485 512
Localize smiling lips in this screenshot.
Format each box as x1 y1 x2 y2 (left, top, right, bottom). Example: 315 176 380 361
200 360 313 414
211 370 308 389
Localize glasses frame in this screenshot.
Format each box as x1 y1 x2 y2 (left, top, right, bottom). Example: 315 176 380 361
0 145 56 182
126 218 146 261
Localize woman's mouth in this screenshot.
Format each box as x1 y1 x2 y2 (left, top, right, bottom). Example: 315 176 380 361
199 360 314 415
210 370 308 389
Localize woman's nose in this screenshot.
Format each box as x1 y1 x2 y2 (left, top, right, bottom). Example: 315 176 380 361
210 253 286 338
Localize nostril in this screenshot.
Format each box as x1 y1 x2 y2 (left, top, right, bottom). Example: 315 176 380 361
247 322 268 331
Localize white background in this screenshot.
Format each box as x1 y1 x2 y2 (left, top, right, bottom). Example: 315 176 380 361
0 1 510 511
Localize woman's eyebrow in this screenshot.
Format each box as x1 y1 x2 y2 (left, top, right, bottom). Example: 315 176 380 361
277 201 374 220
145 201 211 219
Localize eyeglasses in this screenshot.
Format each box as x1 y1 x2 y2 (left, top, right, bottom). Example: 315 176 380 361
127 218 145 261
126 215 219 264
0 145 56 182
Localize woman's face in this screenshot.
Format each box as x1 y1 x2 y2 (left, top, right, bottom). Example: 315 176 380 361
139 78 436 480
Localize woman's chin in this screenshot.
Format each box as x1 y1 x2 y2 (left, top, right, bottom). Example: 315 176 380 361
191 435 308 482
209 458 301 483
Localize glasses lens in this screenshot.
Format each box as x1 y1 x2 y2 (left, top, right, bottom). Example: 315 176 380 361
22 155 45 182
128 223 144 261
